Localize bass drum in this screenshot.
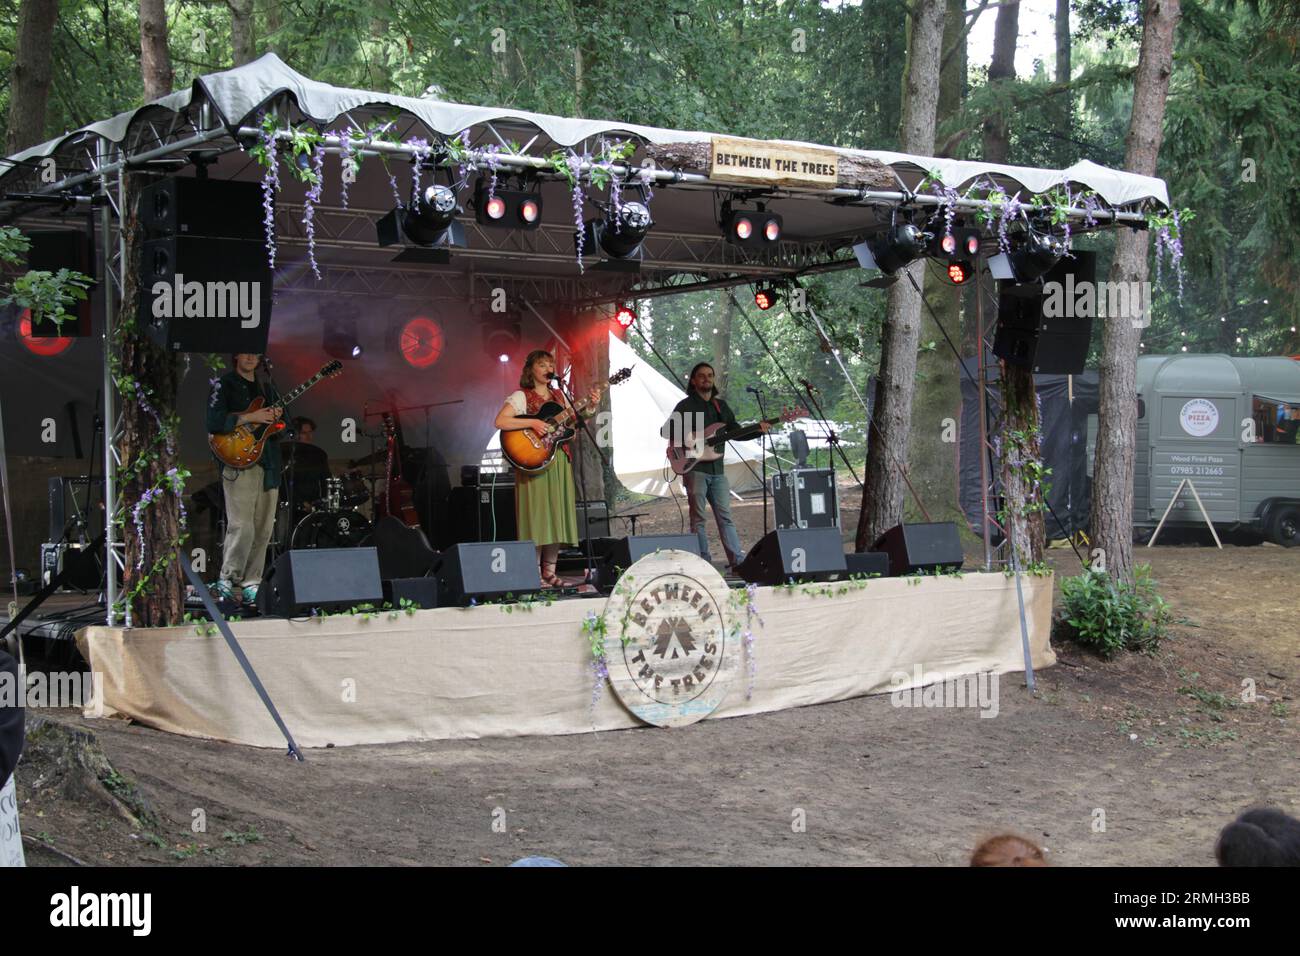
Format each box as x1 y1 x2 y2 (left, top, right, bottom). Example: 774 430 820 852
289 510 372 550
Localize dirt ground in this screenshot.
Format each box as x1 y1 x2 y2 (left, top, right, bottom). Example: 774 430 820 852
14 481 1299 867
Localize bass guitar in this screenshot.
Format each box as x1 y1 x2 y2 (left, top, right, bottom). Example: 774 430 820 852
209 360 343 469
375 412 421 527
500 367 633 472
666 405 806 476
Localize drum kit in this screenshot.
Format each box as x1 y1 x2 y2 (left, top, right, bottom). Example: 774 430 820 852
273 454 376 554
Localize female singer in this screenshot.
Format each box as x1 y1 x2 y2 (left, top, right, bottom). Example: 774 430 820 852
494 350 596 586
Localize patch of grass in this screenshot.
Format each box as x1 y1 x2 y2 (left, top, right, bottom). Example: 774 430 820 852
170 842 201 860
1176 727 1239 748
222 826 263 846
141 832 167 849
1272 701 1289 719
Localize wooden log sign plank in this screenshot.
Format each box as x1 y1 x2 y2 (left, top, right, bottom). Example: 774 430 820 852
601 550 738 728
710 135 840 188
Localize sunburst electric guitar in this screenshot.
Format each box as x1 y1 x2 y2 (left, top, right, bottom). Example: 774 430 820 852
209 361 343 468
500 367 633 472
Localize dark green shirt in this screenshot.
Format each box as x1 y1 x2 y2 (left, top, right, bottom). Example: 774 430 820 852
664 392 740 476
207 370 282 490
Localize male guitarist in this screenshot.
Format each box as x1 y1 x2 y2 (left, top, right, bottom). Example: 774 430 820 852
662 362 769 570
207 353 282 603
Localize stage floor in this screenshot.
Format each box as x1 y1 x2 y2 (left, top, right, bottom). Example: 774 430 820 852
75 571 1056 747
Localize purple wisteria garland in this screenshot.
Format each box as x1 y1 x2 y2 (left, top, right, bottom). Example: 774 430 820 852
303 144 326 280
336 127 355 208
258 122 281 270
739 583 763 700
406 137 432 199
563 150 589 273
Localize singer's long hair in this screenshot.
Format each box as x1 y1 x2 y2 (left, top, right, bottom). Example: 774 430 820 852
519 350 554 389
687 361 719 400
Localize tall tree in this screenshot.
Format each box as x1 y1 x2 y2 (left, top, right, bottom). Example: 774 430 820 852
227 0 256 66
983 1 1020 163
1091 0 1181 585
139 0 173 100
856 0 946 550
5 0 60 154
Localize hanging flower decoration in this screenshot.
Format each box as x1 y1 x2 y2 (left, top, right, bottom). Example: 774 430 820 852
335 127 356 209
738 583 764 700
251 114 281 270
303 143 326 280
406 136 432 200
1149 208 1192 304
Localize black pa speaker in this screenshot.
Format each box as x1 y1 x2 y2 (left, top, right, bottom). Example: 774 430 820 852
138 177 266 241
436 541 540 605
360 515 439 580
258 546 383 616
27 231 95 337
607 534 702 570
845 552 890 577
871 522 964 576
992 251 1097 374
139 235 272 352
735 528 848 585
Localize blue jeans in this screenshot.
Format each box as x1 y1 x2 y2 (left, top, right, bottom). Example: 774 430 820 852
685 470 744 566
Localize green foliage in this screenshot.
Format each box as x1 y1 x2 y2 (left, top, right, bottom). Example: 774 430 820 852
1058 565 1172 658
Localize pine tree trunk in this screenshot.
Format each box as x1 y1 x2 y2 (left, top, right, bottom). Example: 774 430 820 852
711 290 735 396
5 0 59 155
138 0 173 101
117 174 186 627
569 314 608 511
227 0 256 66
856 0 946 550
982 1 1019 164
1053 0 1072 165
1091 0 1181 585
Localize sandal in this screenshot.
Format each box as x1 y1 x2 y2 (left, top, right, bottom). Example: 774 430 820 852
540 568 564 588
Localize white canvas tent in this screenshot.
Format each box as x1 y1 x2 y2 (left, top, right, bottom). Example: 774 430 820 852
609 333 769 497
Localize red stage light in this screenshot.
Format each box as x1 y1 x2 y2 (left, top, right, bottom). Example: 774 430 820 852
965 233 980 256
398 316 445 369
485 196 506 220
754 288 776 310
733 217 753 241
17 310 74 357
941 234 957 255
763 218 781 242
947 261 971 284
614 305 636 328
519 198 540 224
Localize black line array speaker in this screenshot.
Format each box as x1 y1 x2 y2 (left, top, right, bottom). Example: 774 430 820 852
607 534 703 570
436 541 540 606
258 546 383 616
138 177 265 241
736 528 848 585
871 522 964 576
27 231 95 337
992 250 1096 375
139 235 272 353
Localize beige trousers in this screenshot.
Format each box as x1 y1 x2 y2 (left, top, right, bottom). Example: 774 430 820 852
219 466 279 586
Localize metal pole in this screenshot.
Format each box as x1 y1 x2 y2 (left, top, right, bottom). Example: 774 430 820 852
101 145 118 626
975 268 993 570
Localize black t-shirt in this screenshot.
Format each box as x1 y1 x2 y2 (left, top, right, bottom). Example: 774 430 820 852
663 392 740 476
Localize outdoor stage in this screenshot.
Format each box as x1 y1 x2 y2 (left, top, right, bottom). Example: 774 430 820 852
75 571 1054 748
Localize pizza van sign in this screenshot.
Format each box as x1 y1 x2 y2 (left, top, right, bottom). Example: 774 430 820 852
1179 398 1220 437
602 550 739 728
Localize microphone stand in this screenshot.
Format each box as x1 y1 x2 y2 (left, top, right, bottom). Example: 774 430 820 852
549 373 610 590
798 377 840 481
749 387 779 537
262 357 294 560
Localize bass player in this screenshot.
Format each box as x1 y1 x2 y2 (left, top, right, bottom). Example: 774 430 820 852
206 353 282 603
661 361 769 571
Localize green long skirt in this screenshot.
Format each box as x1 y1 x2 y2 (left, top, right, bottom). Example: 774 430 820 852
515 450 579 547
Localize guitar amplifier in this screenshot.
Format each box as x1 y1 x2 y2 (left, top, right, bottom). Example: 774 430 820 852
772 468 839 529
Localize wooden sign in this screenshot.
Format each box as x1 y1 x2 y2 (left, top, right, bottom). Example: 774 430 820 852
710 135 840 188
1 775 24 867
602 550 738 728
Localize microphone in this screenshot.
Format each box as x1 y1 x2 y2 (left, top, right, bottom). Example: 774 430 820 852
546 372 558 381
799 377 819 393
746 385 761 395
262 355 274 372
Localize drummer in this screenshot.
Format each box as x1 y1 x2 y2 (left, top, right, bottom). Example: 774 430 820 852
283 416 332 513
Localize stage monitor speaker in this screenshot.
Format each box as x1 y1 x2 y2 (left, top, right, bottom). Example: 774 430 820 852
383 577 439 610
258 546 383 616
845 551 890 577
139 235 273 353
27 231 94 337
871 522 964 576
992 250 1097 375
735 528 848 585
607 534 702 570
360 515 439 580
436 541 540 605
138 177 265 241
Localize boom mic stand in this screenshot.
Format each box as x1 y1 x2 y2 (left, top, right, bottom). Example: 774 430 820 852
747 385 779 537
797 376 840 487
548 373 611 590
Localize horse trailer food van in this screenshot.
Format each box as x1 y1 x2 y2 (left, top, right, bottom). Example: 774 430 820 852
1104 354 1300 546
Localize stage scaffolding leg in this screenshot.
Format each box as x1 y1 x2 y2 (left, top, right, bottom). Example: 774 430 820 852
100 145 125 626
975 268 993 571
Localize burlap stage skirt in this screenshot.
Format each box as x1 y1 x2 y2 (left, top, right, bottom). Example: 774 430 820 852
515 451 579 547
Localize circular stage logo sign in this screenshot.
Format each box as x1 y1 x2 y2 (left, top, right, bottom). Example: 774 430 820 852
1179 398 1219 437
602 550 738 728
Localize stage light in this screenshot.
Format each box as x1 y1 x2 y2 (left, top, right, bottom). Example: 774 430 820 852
855 223 927 277
17 309 74 357
721 202 782 247
499 353 510 363
1007 230 1067 283
614 304 636 328
930 225 983 262
376 183 465 255
476 178 544 230
941 234 956 255
946 261 972 284
583 200 654 260
394 316 445 369
483 313 522 361
754 286 778 310
324 321 363 360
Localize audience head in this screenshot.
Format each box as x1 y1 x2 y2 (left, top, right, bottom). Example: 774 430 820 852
1216 807 1300 866
970 834 1048 867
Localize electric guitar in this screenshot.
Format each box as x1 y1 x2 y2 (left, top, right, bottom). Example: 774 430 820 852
666 405 806 476
209 361 343 469
500 367 633 472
